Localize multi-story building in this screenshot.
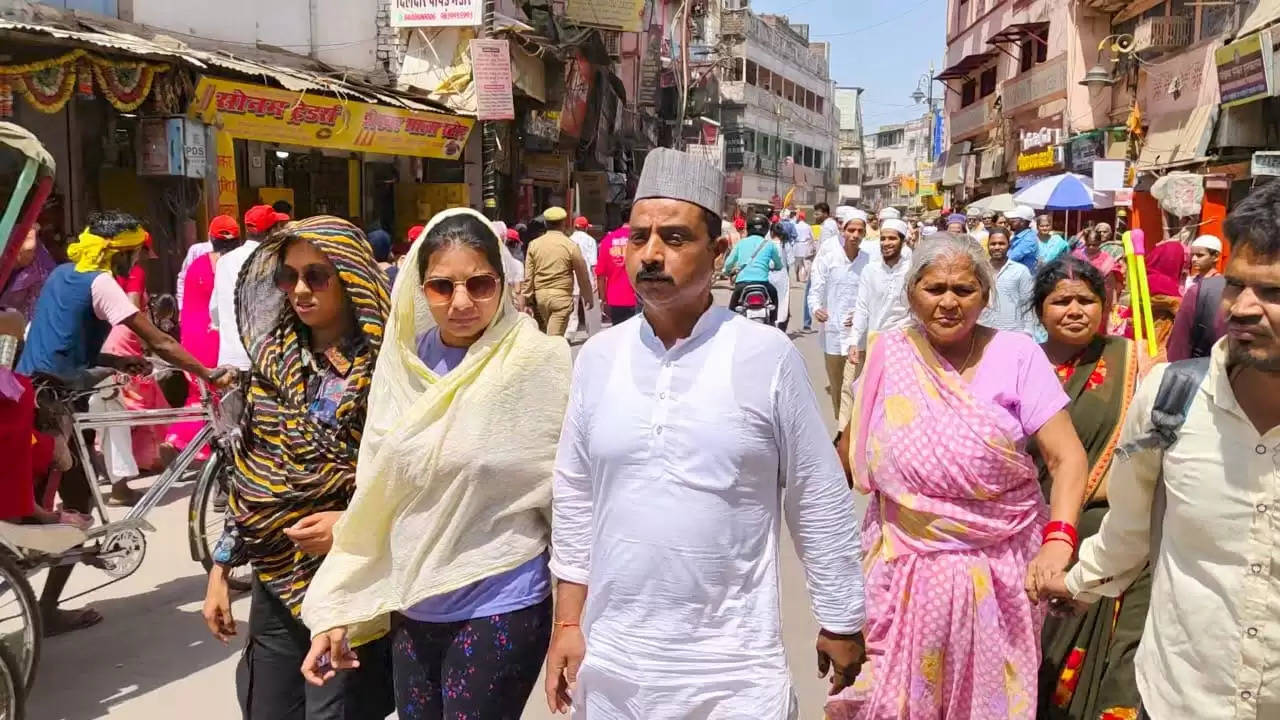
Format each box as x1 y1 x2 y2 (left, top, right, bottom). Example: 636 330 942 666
939 0 1272 246
719 0 838 212
835 87 864 206
861 116 932 213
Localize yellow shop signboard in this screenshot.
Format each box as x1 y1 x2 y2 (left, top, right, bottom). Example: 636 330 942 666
191 77 475 160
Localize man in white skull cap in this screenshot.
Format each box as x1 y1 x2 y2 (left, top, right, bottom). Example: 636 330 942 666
545 147 867 719
809 206 871 419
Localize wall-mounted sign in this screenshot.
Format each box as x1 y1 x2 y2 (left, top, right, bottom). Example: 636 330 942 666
1217 30 1274 108
525 152 568 186
137 116 206 178
560 54 595 140
1251 150 1280 177
470 39 515 121
565 0 645 33
190 77 474 160
1068 131 1104 175
1015 113 1064 175
391 0 482 28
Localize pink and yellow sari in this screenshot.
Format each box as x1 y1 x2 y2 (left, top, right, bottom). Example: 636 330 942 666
828 328 1048 720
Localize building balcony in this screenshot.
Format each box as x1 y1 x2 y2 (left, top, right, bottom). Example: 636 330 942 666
1001 53 1068 116
1134 15 1193 55
949 95 999 142
722 9 828 79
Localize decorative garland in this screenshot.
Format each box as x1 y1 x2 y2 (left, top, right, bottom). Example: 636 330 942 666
0 48 168 117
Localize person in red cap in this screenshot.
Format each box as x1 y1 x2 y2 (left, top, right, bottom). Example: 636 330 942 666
244 204 291 238
568 216 600 338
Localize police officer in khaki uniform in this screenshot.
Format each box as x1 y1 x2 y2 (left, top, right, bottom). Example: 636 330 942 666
521 206 595 336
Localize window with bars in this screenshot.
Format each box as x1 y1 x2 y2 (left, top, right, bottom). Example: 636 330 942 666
961 78 977 107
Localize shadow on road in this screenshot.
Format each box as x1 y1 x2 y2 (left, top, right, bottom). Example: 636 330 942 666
28 572 242 720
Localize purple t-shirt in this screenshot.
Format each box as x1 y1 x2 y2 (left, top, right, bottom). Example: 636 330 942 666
964 330 1068 448
401 328 551 623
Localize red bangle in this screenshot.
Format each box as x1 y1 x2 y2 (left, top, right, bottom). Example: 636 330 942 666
1042 521 1078 548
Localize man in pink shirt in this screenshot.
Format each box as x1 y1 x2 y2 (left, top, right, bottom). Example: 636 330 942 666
596 224 638 324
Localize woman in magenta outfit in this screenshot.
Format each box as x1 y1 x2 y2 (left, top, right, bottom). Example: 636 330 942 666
166 220 240 454
829 232 1087 720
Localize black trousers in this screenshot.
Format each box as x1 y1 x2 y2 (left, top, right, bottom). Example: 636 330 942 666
237 580 393 720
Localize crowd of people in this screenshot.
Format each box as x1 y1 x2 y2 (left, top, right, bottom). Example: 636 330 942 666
1 143 1277 720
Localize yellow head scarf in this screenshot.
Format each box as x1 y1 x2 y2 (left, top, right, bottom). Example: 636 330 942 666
66 227 147 273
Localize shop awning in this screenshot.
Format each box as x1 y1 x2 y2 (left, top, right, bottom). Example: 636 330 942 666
987 22 1049 51
1137 104 1218 170
0 12 453 114
936 51 998 81
1237 0 1280 39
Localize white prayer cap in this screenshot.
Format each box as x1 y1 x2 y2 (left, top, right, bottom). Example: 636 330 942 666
921 226 937 237
881 218 909 238
834 205 857 223
1005 205 1036 222
878 207 901 220
1191 234 1223 252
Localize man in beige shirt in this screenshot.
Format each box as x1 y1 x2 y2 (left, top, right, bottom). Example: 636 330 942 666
1048 181 1280 720
521 206 594 336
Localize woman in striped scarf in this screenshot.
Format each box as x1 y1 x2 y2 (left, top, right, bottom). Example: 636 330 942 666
200 216 394 720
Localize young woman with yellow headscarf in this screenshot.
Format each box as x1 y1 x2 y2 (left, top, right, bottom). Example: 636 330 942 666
299 208 572 720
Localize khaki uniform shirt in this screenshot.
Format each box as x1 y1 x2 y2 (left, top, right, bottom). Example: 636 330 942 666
522 231 583 298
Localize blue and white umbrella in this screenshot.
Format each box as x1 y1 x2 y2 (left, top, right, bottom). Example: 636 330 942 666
1013 172 1113 210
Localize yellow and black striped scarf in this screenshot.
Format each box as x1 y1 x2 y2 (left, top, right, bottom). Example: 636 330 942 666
230 216 390 614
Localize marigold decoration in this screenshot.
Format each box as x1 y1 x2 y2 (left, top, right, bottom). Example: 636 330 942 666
0 49 167 115
76 57 95 99
12 58 77 114
91 58 164 113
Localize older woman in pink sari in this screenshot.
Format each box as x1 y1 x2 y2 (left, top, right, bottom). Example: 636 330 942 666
829 232 1088 720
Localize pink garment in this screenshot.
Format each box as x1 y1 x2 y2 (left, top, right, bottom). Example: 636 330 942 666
828 328 1066 720
165 253 218 453
1143 240 1187 293
596 226 637 307
99 285 169 470
1071 246 1121 280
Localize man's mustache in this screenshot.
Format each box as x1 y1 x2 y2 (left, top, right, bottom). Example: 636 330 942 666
636 267 674 283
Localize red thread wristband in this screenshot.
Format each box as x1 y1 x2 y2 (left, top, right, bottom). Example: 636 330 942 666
1042 521 1078 548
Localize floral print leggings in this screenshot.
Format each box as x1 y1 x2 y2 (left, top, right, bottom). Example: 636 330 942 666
391 599 552 720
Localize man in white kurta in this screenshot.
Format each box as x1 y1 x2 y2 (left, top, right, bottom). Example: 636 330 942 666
545 148 866 720
568 216 601 338
807 210 870 420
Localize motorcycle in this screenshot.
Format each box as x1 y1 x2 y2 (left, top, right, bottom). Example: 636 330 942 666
730 282 777 325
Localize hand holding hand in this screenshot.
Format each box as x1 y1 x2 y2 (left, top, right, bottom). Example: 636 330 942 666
1025 540 1074 604
816 629 866 696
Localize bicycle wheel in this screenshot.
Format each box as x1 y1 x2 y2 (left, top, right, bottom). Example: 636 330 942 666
0 643 24 720
188 451 252 593
0 551 40 693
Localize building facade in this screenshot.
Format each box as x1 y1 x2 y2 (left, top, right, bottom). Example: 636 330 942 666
835 86 864 206
719 1 838 212
862 115 932 214
939 0 1279 252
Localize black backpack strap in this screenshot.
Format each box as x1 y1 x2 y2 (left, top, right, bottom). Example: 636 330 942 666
1190 275 1226 359
1118 357 1211 456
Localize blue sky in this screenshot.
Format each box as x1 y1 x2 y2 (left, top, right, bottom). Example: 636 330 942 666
747 0 947 132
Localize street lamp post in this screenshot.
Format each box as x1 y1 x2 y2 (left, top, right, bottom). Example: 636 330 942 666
911 64 938 214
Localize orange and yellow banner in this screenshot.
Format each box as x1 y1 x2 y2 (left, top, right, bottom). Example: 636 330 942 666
191 77 475 160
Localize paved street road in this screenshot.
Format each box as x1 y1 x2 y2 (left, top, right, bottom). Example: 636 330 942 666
29 279 864 720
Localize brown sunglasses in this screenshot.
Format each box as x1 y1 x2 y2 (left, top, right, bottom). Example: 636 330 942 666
422 273 501 305
274 263 337 293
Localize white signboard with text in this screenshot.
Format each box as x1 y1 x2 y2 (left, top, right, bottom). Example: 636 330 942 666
470 39 515 121
391 0 481 28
